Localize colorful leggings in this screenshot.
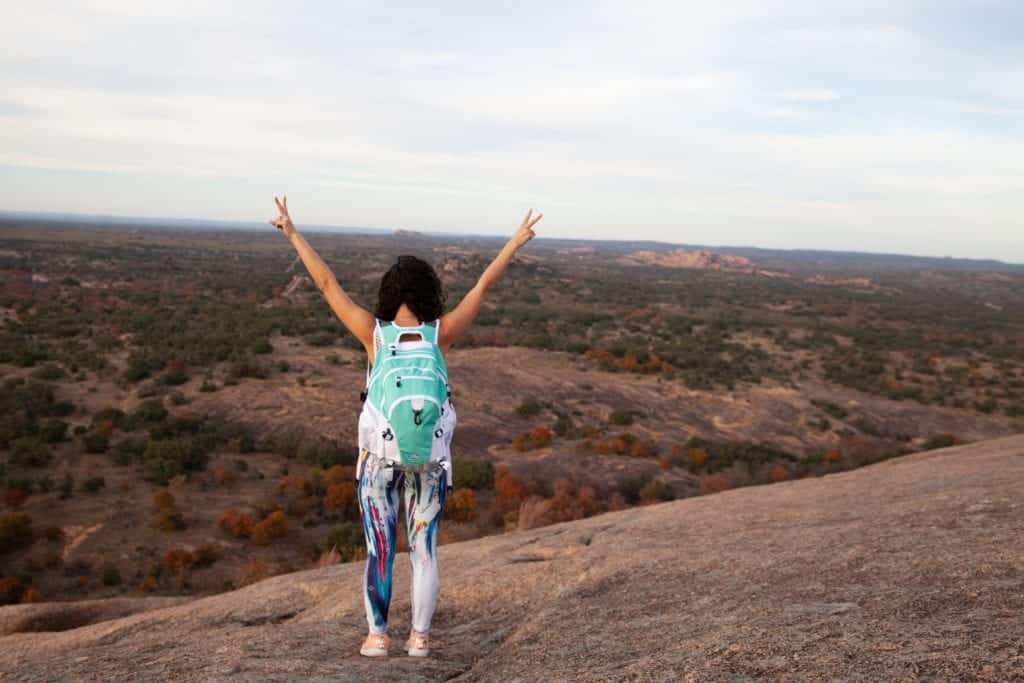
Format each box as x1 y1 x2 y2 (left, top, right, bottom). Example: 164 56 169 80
356 449 448 634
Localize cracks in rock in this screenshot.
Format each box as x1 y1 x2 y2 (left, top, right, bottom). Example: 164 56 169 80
232 609 302 627
506 554 552 564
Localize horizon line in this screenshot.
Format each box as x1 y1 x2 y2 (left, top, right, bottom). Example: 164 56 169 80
0 208 1021 268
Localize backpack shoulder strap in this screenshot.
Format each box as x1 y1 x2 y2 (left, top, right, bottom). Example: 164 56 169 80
420 319 440 345
364 318 383 392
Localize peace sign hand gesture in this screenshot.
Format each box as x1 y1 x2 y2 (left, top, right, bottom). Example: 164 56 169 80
270 195 295 237
510 208 542 250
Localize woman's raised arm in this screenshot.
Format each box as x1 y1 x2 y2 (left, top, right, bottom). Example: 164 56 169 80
271 196 375 354
438 209 542 351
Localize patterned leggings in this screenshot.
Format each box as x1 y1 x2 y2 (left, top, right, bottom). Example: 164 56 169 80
356 449 448 635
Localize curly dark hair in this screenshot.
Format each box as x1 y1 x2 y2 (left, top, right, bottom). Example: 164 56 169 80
374 255 446 322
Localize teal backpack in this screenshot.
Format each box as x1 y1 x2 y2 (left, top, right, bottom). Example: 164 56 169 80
361 319 451 467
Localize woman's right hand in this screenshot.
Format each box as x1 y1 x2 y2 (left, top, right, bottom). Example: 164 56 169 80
509 208 542 250
270 195 296 237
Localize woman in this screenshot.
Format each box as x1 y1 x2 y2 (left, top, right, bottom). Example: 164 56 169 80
270 196 542 658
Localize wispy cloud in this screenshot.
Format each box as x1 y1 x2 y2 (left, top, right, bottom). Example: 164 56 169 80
0 0 1021 261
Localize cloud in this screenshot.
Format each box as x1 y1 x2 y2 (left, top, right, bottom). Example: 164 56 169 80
0 0 1022 261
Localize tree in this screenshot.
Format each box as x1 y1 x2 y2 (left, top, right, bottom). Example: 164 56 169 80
445 488 478 523
493 464 526 512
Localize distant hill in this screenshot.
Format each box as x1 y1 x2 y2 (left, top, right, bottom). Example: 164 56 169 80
2 212 1021 272
2 433 1021 681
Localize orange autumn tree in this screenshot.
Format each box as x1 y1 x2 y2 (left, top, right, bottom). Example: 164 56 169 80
445 488 478 523
493 464 526 512
324 481 358 519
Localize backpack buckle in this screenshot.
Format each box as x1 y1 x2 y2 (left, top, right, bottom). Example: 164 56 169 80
359 389 367 403
413 409 423 425
382 428 394 441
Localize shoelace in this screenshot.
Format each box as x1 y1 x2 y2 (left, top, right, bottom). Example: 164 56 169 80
366 634 388 648
408 633 428 648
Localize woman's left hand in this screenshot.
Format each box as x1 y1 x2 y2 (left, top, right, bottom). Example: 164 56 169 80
510 208 542 250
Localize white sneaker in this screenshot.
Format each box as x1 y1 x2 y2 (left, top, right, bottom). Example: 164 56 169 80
360 632 389 657
405 629 430 657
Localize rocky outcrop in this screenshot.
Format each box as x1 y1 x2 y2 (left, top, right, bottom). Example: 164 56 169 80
618 248 755 271
1 434 1022 681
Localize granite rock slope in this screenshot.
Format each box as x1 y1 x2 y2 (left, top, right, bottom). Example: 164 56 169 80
1 434 1022 682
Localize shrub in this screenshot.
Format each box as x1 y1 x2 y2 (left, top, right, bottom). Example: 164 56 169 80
80 477 106 494
608 409 635 426
552 413 574 436
113 436 147 465
238 560 272 586
39 419 69 443
10 437 51 467
83 433 109 454
325 464 356 484
237 432 255 453
211 463 237 486
4 489 30 509
493 464 526 512
638 480 675 504
192 543 220 568
324 481 358 519
162 358 188 386
546 479 601 523
630 439 659 459
253 338 274 355
280 435 353 469
143 438 208 485
767 462 790 483
58 474 74 500
0 577 25 605
251 510 288 545
445 488 478 523
101 564 122 586
135 399 168 423
93 418 115 438
153 489 175 512
227 355 270 379
220 509 257 538
92 407 128 430
516 398 542 418
321 523 366 563
512 424 554 451
698 473 733 495
923 433 957 450
303 331 336 347
611 432 637 455
155 508 186 532
618 476 650 505
0 512 33 554
811 399 848 419
452 459 494 490
163 548 194 580
31 363 66 381
321 528 370 565
277 474 312 497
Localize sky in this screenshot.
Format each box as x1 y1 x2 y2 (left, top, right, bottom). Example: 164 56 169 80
1 1 1022 262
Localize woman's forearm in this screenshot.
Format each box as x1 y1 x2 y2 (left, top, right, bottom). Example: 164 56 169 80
287 228 337 293
474 241 519 294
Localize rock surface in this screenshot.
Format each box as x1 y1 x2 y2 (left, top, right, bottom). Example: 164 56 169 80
1 434 1022 682
0 596 192 637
